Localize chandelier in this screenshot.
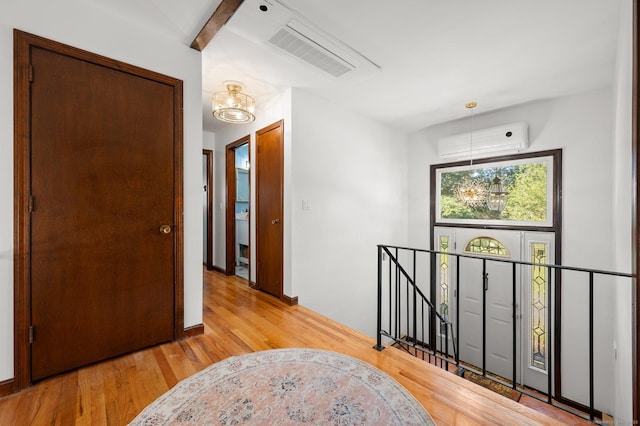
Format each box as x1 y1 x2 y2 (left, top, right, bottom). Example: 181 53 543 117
456 176 488 207
455 102 489 207
487 175 508 212
212 81 256 124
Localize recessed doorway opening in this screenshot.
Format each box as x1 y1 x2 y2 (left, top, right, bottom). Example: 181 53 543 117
225 136 251 281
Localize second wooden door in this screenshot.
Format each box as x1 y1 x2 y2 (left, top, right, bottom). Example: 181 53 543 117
255 120 284 298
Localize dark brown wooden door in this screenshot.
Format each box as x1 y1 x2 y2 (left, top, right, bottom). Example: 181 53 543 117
29 45 176 380
255 120 284 298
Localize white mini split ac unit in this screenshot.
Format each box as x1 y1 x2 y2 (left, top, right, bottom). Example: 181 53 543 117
437 122 529 161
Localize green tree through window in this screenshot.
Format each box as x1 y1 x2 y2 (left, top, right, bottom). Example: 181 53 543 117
502 163 547 221
439 161 548 223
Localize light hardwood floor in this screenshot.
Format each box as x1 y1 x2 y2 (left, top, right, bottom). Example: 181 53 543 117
0 270 588 425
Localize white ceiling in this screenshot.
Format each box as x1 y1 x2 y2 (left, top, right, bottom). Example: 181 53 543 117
86 0 221 46
95 0 624 134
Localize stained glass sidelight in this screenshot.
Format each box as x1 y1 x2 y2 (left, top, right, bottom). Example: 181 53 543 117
530 243 548 371
439 236 450 319
463 236 509 257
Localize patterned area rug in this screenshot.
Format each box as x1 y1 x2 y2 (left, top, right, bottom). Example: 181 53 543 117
129 348 434 425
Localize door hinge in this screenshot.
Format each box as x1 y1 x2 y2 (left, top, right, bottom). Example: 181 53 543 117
28 64 34 82
28 195 35 213
28 325 34 344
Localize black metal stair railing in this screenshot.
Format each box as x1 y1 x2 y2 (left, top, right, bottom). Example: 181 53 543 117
374 243 634 424
374 246 458 371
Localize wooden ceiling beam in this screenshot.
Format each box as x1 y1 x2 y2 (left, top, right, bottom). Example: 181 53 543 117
190 0 244 51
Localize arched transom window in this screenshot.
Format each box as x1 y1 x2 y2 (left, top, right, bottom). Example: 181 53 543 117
464 236 510 257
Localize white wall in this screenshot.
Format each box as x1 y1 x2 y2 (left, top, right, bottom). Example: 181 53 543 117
407 88 619 412
213 135 227 270
203 131 216 151
0 0 203 382
290 88 409 337
612 0 634 422
211 87 408 337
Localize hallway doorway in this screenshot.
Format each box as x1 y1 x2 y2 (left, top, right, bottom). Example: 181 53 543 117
203 149 214 270
225 136 251 281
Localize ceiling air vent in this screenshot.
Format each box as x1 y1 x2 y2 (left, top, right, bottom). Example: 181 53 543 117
268 25 354 77
224 0 380 80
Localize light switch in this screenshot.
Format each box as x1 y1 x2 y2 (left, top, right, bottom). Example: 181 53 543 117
302 200 311 210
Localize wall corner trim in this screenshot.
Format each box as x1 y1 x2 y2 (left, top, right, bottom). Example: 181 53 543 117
0 378 14 398
183 324 205 338
281 295 299 306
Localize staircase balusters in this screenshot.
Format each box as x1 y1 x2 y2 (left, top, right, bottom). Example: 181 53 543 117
375 243 633 424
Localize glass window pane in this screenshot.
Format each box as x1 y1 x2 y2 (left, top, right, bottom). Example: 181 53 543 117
434 153 556 228
463 236 509 257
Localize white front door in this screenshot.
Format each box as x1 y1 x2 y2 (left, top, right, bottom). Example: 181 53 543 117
455 228 521 380
434 227 553 392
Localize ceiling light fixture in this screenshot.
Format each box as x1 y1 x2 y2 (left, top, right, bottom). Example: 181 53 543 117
455 102 488 207
212 81 256 124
